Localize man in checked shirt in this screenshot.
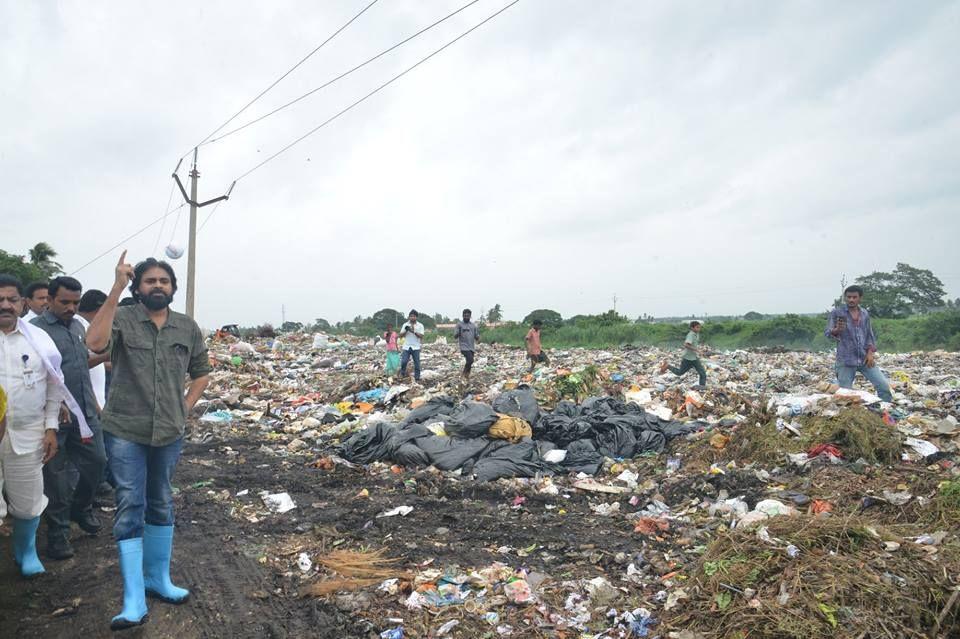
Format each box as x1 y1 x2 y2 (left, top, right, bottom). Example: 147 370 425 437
825 285 893 402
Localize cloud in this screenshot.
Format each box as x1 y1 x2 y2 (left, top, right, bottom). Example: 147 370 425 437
1 0 957 326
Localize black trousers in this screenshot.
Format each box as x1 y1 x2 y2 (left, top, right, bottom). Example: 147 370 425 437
43 418 107 538
461 350 475 374
668 359 707 385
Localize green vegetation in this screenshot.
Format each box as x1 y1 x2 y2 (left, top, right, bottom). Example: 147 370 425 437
482 311 960 352
846 262 949 318
0 242 63 284
522 308 563 328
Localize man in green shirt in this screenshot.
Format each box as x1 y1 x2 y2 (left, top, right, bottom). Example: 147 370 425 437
86 252 210 630
659 320 707 387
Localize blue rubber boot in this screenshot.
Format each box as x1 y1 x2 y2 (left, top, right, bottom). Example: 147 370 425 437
11 516 45 578
143 524 189 604
110 538 148 631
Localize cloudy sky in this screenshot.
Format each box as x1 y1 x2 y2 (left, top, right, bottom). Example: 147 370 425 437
3 0 958 328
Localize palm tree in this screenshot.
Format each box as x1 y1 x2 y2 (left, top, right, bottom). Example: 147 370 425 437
28 242 63 278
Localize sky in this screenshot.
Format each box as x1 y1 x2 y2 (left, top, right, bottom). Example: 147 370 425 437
3 0 959 328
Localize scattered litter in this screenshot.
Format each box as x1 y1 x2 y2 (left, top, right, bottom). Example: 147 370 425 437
260 492 296 514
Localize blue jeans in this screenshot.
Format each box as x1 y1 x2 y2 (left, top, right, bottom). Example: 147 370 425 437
836 363 892 402
400 349 421 381
104 433 182 541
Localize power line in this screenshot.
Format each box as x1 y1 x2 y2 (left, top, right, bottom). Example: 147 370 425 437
234 0 522 183
71 202 187 276
152 181 177 255
202 0 485 146
197 200 224 233
189 0 381 152
168 201 185 243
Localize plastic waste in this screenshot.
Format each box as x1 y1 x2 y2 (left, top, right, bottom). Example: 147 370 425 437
376 506 413 518
260 492 296 514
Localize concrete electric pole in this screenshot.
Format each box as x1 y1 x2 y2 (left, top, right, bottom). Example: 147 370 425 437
172 148 235 318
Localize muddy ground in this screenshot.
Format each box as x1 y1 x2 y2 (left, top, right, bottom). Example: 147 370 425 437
0 430 665 639
2 343 957 638
4 433 948 638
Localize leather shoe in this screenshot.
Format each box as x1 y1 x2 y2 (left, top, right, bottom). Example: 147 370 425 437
47 535 75 561
71 510 102 535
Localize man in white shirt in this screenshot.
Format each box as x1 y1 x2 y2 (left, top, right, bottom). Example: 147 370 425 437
21 281 49 322
77 289 114 507
399 309 425 382
76 290 110 409
0 274 61 577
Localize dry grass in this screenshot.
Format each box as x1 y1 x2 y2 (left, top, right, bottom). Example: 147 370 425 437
801 408 901 464
664 515 960 638
302 548 409 597
722 407 901 467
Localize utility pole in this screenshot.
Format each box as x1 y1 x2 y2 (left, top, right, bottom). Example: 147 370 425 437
282 304 286 326
172 149 235 318
186 152 199 318
613 294 618 312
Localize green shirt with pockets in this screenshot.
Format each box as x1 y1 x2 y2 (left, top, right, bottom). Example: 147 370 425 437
101 304 211 446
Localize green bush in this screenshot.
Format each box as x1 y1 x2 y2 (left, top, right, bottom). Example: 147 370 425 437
482 312 959 352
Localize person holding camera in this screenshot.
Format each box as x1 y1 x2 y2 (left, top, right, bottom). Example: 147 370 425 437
399 310 425 382
826 285 892 402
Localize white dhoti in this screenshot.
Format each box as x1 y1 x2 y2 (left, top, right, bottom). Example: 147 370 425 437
0 435 48 520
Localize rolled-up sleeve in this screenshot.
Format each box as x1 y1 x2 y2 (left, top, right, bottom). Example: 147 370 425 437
188 326 212 379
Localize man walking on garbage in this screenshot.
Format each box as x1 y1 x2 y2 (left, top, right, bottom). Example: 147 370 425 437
0 274 64 578
86 252 210 630
826 285 892 402
454 309 480 380
399 310 425 382
526 319 548 373
30 276 108 560
660 321 707 387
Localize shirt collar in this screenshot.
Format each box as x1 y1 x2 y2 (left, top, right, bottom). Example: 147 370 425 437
134 303 181 328
40 310 67 326
3 324 25 337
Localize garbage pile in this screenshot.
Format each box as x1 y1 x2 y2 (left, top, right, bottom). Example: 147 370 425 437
335 389 700 481
182 333 960 638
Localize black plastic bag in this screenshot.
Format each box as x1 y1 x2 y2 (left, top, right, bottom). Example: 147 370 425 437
592 420 637 458
337 422 399 464
401 396 456 427
414 435 490 471
536 414 594 447
472 439 545 482
561 439 604 475
445 401 499 439
492 387 540 425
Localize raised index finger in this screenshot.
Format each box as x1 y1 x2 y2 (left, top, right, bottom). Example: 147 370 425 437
118 250 127 265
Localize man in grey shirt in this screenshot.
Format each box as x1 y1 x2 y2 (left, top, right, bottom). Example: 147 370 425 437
454 309 480 381
30 276 107 560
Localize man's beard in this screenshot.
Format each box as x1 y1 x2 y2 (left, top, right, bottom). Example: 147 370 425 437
142 290 173 311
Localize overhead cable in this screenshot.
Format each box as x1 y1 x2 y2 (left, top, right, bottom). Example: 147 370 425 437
202 0 485 146
233 0 521 183
188 0 381 153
